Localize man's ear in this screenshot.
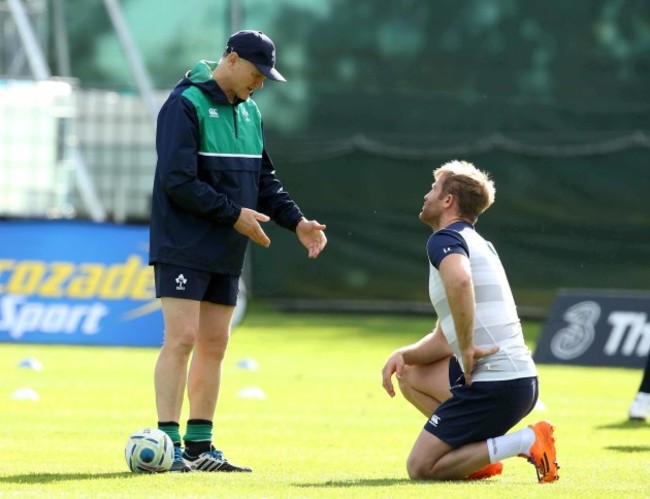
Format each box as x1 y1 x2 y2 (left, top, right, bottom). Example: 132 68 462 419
226 51 239 66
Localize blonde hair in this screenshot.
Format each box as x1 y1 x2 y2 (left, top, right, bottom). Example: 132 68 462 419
433 160 496 223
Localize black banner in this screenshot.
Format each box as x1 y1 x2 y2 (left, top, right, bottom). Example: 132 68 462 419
534 290 650 368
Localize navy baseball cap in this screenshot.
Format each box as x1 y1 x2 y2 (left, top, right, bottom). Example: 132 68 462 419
226 30 286 82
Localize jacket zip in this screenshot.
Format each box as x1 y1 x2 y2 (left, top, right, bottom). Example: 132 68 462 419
232 106 238 138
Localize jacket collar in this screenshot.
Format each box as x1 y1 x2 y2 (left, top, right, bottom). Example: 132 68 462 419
183 60 240 105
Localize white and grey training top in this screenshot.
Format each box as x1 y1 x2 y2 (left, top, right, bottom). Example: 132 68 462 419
427 221 538 382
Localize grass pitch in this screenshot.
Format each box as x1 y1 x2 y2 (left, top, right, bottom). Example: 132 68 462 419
1 304 648 498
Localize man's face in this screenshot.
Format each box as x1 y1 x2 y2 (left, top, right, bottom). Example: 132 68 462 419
419 175 447 228
231 56 266 101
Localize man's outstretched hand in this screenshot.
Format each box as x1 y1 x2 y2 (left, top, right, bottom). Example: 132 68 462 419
296 218 327 258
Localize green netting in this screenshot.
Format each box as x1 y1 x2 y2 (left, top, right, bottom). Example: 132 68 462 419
251 147 650 313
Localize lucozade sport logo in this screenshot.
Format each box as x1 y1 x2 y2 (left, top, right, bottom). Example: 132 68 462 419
0 255 156 339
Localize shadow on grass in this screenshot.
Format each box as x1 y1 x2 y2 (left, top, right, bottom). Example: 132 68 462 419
0 472 138 484
596 419 649 430
605 445 650 453
294 478 412 488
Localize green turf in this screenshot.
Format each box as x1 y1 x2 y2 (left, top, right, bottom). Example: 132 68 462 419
1 304 648 497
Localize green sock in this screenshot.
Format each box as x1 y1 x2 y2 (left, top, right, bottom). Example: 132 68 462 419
158 421 181 447
184 419 213 456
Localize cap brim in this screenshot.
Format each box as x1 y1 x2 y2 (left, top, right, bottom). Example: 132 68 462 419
255 64 286 82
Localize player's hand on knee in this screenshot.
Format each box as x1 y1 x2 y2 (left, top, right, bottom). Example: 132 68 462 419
382 351 405 397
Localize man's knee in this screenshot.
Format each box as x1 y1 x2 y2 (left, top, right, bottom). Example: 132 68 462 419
397 365 416 394
406 455 435 481
163 325 197 354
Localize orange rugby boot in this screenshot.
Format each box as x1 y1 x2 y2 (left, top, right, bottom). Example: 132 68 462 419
523 420 559 483
465 461 503 480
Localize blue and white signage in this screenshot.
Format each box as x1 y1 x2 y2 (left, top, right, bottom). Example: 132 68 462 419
534 289 650 368
0 220 163 346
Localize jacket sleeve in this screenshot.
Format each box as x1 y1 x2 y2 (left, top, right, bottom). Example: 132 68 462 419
257 146 304 231
155 93 241 224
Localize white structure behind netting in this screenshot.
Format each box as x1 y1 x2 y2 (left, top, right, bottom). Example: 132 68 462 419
0 79 163 222
0 79 75 218
74 89 162 222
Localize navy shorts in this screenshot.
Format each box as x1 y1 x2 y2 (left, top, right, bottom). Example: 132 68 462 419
424 356 539 448
154 264 239 306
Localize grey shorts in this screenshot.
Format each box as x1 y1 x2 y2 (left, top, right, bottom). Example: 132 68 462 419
154 263 239 306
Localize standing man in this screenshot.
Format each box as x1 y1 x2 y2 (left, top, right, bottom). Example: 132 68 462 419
149 30 327 473
628 352 650 420
381 160 559 483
